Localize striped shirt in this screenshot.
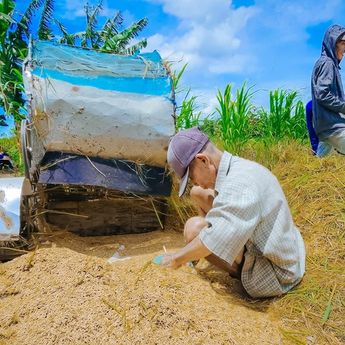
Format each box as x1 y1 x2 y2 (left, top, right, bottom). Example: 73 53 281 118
199 152 305 298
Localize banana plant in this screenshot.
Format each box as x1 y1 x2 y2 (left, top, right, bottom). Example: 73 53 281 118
0 0 55 125
56 2 148 55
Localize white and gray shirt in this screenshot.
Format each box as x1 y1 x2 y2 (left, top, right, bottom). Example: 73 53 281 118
199 152 306 298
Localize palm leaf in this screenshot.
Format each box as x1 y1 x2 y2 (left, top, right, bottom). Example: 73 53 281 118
105 17 148 51
0 0 15 14
121 39 147 55
0 0 38 123
0 12 16 24
38 0 55 40
82 1 103 48
55 20 76 45
55 19 68 36
100 11 123 43
16 0 45 37
0 1 17 42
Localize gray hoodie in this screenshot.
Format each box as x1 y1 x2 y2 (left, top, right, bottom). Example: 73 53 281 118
311 24 345 140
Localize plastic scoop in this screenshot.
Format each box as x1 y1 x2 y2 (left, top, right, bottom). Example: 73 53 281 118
152 254 194 268
152 254 164 265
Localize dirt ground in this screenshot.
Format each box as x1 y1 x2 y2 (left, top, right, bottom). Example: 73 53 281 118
0 171 15 178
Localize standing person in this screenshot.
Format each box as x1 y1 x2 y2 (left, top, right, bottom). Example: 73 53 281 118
311 24 345 157
161 127 305 299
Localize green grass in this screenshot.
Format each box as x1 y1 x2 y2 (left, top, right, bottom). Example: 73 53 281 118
171 65 308 149
255 89 307 140
175 92 202 130
215 82 256 152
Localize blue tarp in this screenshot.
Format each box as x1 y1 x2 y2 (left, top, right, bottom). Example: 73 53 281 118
32 41 173 96
39 152 172 196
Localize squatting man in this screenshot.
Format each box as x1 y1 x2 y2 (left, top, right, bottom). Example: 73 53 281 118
161 127 306 298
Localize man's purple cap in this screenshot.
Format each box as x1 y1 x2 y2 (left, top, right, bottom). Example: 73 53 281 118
167 127 209 197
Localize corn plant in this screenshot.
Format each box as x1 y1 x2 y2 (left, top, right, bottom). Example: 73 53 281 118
171 63 203 130
258 89 307 140
200 116 218 137
56 2 148 55
216 82 255 151
171 63 187 95
175 90 202 130
270 89 296 137
289 100 308 140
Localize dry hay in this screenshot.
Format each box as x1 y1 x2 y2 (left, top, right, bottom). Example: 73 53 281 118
240 141 345 345
0 140 344 345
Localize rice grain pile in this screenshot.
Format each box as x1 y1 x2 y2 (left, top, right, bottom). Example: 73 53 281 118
0 245 281 345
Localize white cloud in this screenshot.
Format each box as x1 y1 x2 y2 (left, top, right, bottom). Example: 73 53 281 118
209 54 254 74
274 0 341 26
199 92 219 116
145 0 257 76
177 87 219 117
149 0 250 24
254 0 342 42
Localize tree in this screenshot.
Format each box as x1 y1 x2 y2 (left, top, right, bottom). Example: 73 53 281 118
0 0 55 125
56 2 148 55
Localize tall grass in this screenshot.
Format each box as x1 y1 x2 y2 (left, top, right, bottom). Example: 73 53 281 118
216 82 256 152
171 63 188 94
171 64 205 131
256 89 307 140
175 92 202 130
172 69 307 154
171 65 307 149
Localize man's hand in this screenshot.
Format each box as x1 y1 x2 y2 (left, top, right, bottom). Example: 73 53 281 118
161 253 181 269
160 237 211 270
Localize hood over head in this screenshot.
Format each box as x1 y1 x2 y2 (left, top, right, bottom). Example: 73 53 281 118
322 24 345 66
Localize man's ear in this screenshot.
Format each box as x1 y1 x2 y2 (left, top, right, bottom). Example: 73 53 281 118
195 153 209 164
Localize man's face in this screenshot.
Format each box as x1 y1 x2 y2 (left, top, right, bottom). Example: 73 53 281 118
188 154 217 190
336 40 345 61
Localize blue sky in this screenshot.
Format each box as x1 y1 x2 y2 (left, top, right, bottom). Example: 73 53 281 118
1 0 345 136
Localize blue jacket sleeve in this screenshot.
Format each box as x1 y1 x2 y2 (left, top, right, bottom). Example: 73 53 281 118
314 60 345 113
